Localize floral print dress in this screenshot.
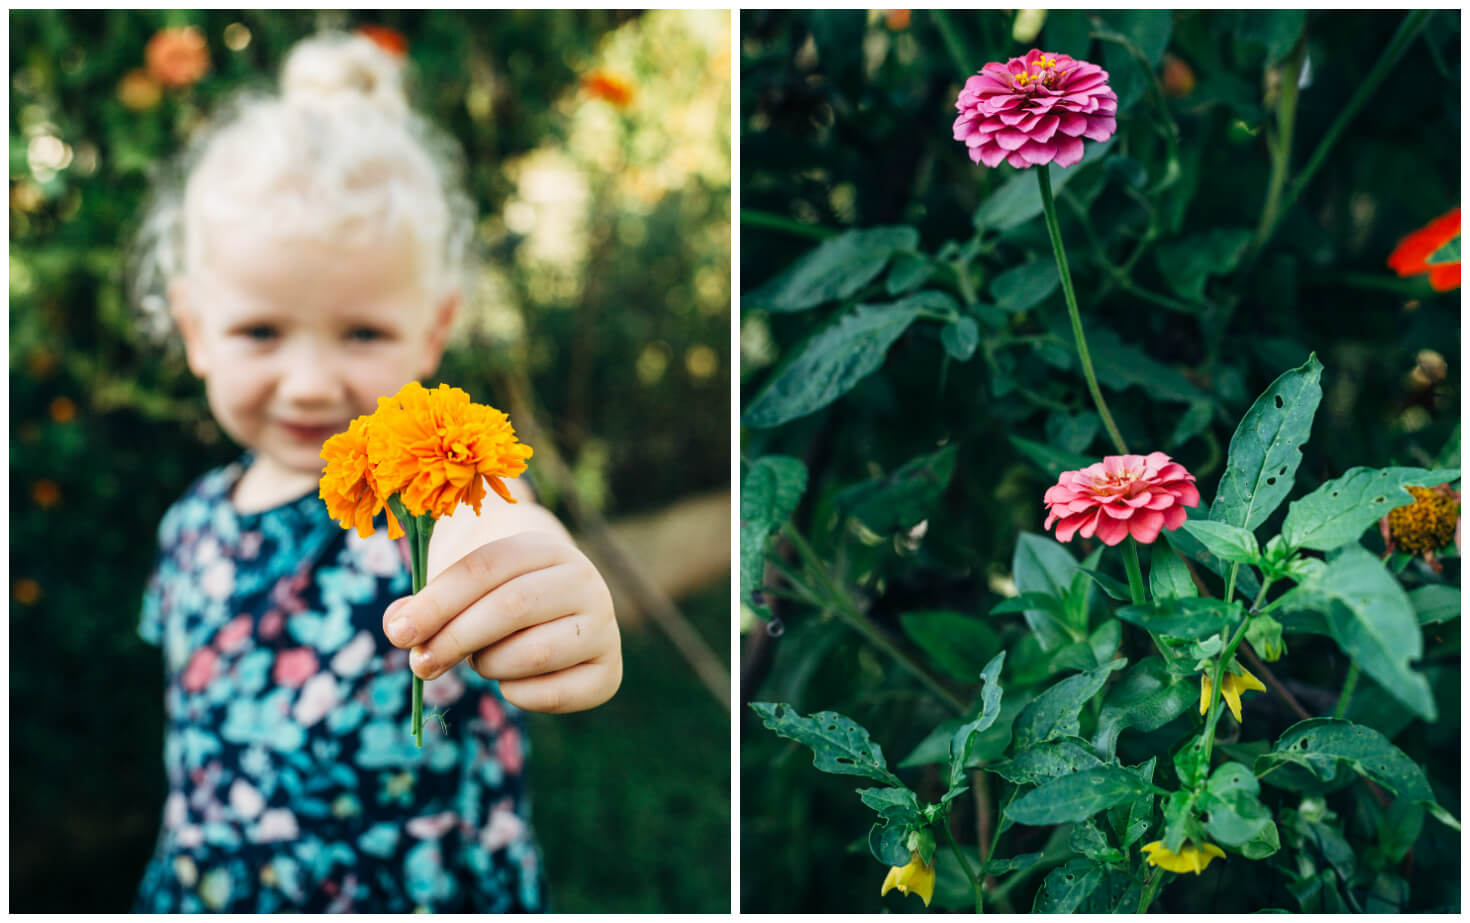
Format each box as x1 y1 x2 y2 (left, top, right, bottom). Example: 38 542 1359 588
134 457 546 913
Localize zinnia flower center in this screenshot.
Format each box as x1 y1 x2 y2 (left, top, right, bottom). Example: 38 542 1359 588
1012 55 1066 90
1386 486 1459 554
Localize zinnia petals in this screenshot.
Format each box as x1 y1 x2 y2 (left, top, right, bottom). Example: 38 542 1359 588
1387 207 1460 292
954 48 1117 169
1042 452 1199 546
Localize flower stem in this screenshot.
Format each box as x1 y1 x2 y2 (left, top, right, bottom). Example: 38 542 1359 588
1037 166 1128 456
1122 538 1147 605
1198 580 1269 766
1136 866 1165 914
1334 662 1361 720
1251 38 1306 255
940 812 984 914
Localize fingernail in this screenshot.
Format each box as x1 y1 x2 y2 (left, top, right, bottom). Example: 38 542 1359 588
411 646 434 677
386 611 414 647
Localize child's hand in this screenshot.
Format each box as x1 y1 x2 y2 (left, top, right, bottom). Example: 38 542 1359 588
381 530 621 713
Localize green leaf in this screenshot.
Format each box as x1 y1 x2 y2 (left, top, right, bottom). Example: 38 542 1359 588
990 591 1067 617
1211 353 1324 531
1009 435 1097 482
1033 858 1105 913
988 851 1045 875
1149 546 1199 600
1235 11 1307 64
1181 519 1262 564
858 785 924 827
1013 659 1126 750
1077 567 1131 601
868 818 913 866
739 456 808 614
1410 585 1459 625
940 316 979 361
744 226 920 313
1048 620 1122 674
838 444 957 533
1046 410 1101 454
1161 789 1204 853
742 293 949 427
1115 597 1244 640
1085 327 1212 404
1069 819 1124 863
1284 544 1435 721
990 258 1060 313
1427 234 1461 265
900 610 1000 683
749 702 902 786
1012 533 1085 651
1281 466 1456 551
973 138 1116 232
1109 757 1158 849
1239 819 1281 860
1256 718 1457 829
991 736 1104 785
1166 505 1263 600
885 251 934 296
1154 228 1253 303
1093 657 1197 757
949 652 1007 790
1008 766 1154 825
1199 762 1273 846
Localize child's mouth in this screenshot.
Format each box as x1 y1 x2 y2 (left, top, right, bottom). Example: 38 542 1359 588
280 422 342 443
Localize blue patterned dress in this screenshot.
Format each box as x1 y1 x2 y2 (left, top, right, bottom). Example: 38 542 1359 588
134 456 546 913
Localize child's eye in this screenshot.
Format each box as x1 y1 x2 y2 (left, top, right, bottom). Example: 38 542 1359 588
346 327 389 343
237 324 278 341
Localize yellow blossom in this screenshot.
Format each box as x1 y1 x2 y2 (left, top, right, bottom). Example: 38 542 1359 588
1200 666 1267 723
1142 839 1226 875
880 851 935 906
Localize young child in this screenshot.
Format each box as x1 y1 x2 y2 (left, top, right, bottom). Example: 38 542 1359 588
126 31 621 912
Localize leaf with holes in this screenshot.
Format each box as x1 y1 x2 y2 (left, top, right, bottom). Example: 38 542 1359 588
1280 466 1459 552
1013 659 1126 751
739 456 808 614
1211 353 1323 531
1108 757 1158 849
1033 858 1106 913
1115 597 1244 640
1008 766 1155 826
744 225 920 313
749 702 902 787
858 786 924 830
1198 762 1273 847
990 736 1104 786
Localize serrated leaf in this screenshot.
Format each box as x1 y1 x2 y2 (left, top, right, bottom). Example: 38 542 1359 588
1013 659 1126 750
990 736 1104 785
1149 546 1199 600
744 226 919 312
1181 519 1261 564
991 258 1060 313
900 610 1000 683
1008 766 1153 825
749 702 901 786
1256 718 1457 830
1154 228 1253 303
1284 544 1435 720
1012 533 1086 652
940 316 979 361
739 456 809 613
742 293 952 428
1093 657 1197 757
1211 353 1324 531
1033 858 1106 913
1115 597 1244 640
885 251 935 296
1281 466 1456 552
838 444 957 534
949 652 1007 790
973 138 1115 232
1410 585 1459 625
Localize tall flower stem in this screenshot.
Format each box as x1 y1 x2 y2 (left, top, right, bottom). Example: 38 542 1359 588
940 812 984 914
1037 167 1128 455
1250 39 1306 255
388 495 435 748
1199 578 1272 766
1136 866 1165 914
1334 662 1361 720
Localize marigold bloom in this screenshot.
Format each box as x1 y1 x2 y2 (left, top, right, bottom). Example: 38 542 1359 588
582 71 635 108
1141 839 1225 875
880 851 935 906
49 396 77 423
320 415 404 540
1387 207 1460 292
1380 483 1460 571
145 26 210 89
31 479 61 509
357 24 408 58
1043 452 1199 546
953 48 1117 169
1199 666 1266 724
367 382 533 519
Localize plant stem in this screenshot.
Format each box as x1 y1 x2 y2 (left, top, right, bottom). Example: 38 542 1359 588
1251 38 1307 255
1136 866 1165 914
1334 662 1361 720
1198 584 1268 766
1037 166 1128 455
739 208 836 240
782 523 966 714
1122 538 1147 605
940 812 985 914
930 9 976 79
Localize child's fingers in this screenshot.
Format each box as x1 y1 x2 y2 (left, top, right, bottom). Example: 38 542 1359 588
407 561 597 679
383 530 567 648
497 651 623 714
468 613 615 681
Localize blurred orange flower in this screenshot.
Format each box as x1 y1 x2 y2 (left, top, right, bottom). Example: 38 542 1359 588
31 480 61 509
357 24 408 58
319 416 404 540
49 396 77 423
886 10 912 31
14 579 41 605
1161 53 1196 98
1388 207 1460 292
582 71 635 108
117 68 163 110
146 26 210 89
367 382 533 519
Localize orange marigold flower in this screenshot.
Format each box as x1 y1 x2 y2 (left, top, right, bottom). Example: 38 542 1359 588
886 10 912 31
1380 483 1460 571
117 68 163 111
146 26 210 90
357 24 408 58
582 71 635 108
31 479 61 509
1388 207 1461 292
367 382 533 519
13 579 41 605
49 396 77 423
320 416 404 540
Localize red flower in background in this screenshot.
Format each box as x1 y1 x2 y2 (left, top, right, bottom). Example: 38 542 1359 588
582 71 635 108
357 24 408 58
1388 207 1460 292
146 26 210 89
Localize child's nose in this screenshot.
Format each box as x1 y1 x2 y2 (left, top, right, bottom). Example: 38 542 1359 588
277 346 342 404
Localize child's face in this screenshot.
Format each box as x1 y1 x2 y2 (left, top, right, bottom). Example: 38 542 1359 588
172 232 454 480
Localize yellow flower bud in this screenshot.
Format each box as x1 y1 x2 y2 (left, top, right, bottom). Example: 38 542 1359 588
1141 839 1226 874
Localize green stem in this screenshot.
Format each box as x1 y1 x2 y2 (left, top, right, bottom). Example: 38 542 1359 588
1037 167 1128 456
739 208 836 241
930 9 976 78
1136 866 1165 913
1251 39 1307 255
940 813 984 914
1198 579 1271 766
783 524 966 714
1334 662 1361 720
1122 539 1147 605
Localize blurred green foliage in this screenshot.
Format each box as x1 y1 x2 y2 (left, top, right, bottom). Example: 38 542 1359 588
740 9 1458 913
10 9 729 912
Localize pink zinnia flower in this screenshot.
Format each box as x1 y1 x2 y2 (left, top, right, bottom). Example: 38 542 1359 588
1043 452 1200 545
953 49 1118 169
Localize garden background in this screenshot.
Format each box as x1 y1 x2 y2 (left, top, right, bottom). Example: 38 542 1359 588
10 10 731 913
739 9 1460 913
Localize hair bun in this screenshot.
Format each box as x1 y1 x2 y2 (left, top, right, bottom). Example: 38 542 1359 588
280 31 407 116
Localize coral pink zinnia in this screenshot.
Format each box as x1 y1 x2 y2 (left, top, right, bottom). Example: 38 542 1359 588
1043 452 1200 545
954 49 1118 169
